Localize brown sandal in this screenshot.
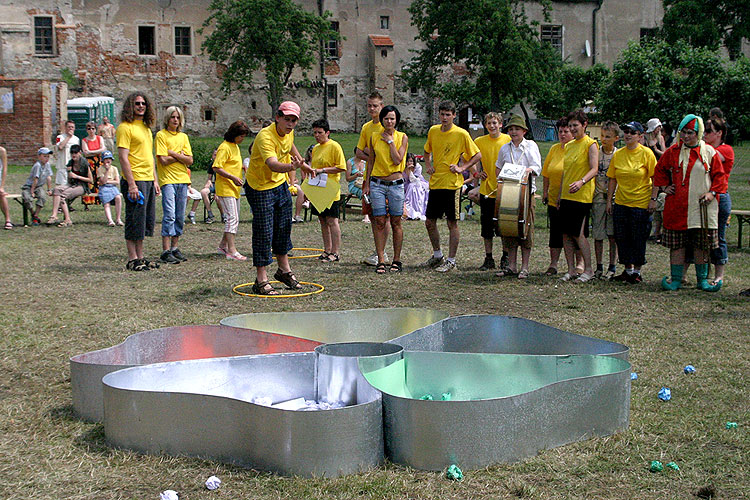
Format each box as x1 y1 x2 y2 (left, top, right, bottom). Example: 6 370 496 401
252 280 279 295
274 269 303 289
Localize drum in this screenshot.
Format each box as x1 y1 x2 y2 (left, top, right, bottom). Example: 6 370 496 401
494 172 532 239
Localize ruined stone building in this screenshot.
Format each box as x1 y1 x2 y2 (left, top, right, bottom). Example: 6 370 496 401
1 0 668 163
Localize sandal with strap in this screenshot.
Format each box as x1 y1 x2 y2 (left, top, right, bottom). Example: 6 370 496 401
252 280 279 295
3 221 13 230
375 262 387 274
317 251 330 261
544 266 558 276
126 259 150 271
143 259 160 269
390 261 403 272
274 269 302 289
518 269 530 279
325 253 340 262
495 268 517 278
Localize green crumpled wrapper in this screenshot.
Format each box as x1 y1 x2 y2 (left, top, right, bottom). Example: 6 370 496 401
726 421 738 429
666 462 679 471
649 460 663 472
446 464 463 481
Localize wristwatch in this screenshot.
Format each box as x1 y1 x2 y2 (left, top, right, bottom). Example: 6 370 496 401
386 139 394 145
709 190 716 196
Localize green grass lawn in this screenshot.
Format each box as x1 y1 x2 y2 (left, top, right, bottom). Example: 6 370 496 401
0 138 748 499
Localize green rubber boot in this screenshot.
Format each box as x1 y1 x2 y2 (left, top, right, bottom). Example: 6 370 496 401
696 263 721 292
661 265 684 291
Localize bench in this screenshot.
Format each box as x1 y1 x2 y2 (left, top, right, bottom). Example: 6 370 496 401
5 194 30 226
731 209 750 248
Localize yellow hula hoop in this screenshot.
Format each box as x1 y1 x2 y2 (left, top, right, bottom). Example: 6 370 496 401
272 247 324 260
233 280 325 298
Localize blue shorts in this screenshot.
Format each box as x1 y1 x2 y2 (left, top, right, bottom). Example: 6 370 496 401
370 178 404 217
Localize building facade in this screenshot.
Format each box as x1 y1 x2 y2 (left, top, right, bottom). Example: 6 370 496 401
0 0 679 162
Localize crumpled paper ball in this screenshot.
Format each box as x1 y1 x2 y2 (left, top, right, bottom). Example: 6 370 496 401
205 475 221 490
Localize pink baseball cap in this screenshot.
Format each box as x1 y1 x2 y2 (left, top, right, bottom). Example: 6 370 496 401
277 101 300 119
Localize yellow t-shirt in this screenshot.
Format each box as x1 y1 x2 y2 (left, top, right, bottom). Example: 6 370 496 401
247 123 294 191
213 140 243 198
561 135 598 203
425 124 480 190
116 120 154 182
370 130 407 178
311 139 346 200
542 143 566 208
357 120 384 153
474 133 511 198
606 144 656 209
155 129 192 186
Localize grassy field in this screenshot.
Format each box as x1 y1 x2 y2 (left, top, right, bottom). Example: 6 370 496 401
0 138 748 499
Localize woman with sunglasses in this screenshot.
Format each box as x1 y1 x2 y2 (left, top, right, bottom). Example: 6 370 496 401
606 121 656 283
82 121 106 197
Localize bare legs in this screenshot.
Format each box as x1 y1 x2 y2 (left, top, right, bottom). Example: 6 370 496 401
318 216 341 256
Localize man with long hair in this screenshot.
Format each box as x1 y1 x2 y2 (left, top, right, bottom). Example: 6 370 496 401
118 92 160 271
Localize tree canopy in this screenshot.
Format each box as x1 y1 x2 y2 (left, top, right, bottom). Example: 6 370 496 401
405 0 561 114
533 63 610 120
597 39 750 136
200 0 339 112
661 0 750 60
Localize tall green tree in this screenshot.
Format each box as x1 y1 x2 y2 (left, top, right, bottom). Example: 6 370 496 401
596 38 750 136
661 0 750 60
200 0 339 112
405 0 562 115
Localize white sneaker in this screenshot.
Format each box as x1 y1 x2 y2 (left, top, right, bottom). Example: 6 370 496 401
435 260 456 272
293 215 304 223
362 251 386 266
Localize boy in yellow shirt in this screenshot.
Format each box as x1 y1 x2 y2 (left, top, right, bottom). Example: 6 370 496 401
423 101 481 272
355 91 387 265
473 112 511 271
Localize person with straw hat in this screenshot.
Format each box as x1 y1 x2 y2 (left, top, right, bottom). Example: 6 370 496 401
652 114 727 291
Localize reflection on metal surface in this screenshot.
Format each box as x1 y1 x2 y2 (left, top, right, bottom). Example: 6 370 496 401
390 315 629 360
360 351 630 471
79 312 631 476
70 325 321 422
103 347 400 477
220 308 450 344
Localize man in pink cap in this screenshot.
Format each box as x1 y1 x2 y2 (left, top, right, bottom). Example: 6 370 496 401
244 101 313 294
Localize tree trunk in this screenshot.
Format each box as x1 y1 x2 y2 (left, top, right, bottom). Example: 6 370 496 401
490 73 500 111
267 71 282 116
519 102 532 139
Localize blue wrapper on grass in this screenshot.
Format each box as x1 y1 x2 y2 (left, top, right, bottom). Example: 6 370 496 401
658 387 671 401
631 372 638 380
666 462 679 471
684 365 695 374
446 464 463 481
726 422 738 429
649 460 663 472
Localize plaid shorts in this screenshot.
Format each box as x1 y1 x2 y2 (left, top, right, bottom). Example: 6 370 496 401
245 182 293 267
662 228 718 250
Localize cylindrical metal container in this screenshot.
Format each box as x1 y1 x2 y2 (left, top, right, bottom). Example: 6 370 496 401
315 342 403 406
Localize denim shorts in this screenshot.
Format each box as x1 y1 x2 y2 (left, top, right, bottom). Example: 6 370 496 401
370 178 404 217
